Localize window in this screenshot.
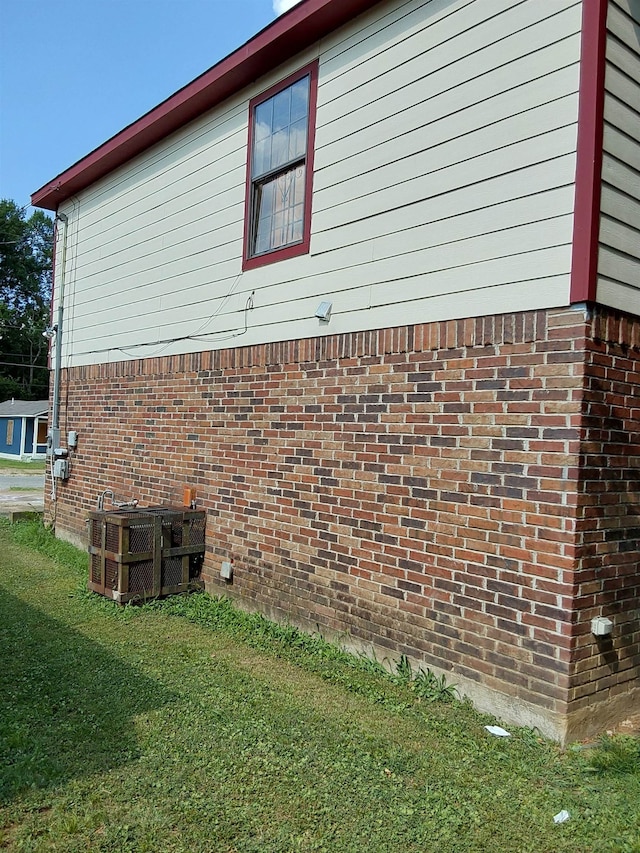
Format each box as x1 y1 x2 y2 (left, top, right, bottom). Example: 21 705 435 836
243 61 318 270
6 420 14 446
37 420 48 446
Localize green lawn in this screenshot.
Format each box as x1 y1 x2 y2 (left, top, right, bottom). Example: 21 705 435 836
0 459 46 472
0 520 638 853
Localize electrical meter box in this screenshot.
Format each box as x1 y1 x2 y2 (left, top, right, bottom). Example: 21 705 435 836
53 457 70 479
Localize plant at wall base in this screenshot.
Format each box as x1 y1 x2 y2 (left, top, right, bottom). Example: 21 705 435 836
394 654 413 683
412 667 457 703
356 648 387 677
391 654 456 702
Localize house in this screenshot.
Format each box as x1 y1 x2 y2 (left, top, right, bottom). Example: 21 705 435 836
0 400 49 461
32 0 639 742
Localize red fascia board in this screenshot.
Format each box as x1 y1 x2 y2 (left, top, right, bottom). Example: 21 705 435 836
32 0 378 211
569 0 608 304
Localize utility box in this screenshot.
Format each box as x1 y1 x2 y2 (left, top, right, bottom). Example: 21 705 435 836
87 507 206 603
53 458 70 480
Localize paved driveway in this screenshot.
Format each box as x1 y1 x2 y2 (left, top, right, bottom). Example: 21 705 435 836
0 471 45 514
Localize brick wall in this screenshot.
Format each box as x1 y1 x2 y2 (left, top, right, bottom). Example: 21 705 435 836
569 307 640 733
49 304 640 739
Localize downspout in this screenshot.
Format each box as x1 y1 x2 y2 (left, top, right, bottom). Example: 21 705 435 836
19 418 26 460
49 212 69 504
51 212 69 449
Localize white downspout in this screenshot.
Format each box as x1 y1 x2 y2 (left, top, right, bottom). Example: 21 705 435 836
51 212 69 445
19 417 26 460
50 212 69 503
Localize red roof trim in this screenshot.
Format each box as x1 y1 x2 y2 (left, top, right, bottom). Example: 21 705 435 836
31 0 378 211
569 0 608 304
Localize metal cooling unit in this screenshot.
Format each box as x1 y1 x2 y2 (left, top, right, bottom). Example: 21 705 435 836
87 507 205 603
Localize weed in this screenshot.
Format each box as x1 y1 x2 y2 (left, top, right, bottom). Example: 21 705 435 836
412 667 457 703
355 649 387 676
588 735 640 775
389 655 456 702
394 654 413 683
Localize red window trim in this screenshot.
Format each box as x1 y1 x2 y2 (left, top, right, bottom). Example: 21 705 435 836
242 59 318 271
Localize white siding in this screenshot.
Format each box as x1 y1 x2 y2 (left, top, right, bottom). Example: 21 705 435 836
597 0 640 313
55 0 582 367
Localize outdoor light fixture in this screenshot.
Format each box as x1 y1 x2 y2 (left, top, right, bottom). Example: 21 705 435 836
315 301 332 321
42 325 58 340
591 616 613 637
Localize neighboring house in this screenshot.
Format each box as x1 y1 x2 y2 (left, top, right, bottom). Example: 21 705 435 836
32 0 639 742
0 400 49 461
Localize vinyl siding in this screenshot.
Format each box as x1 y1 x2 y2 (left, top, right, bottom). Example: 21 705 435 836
597 0 640 312
55 0 582 367
0 418 22 456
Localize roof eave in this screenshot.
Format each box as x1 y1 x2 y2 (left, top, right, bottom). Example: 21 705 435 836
32 0 378 211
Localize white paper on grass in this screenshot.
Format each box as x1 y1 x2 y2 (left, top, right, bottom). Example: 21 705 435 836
553 810 570 824
484 725 511 737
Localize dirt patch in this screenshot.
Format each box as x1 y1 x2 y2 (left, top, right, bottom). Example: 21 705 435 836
608 714 640 737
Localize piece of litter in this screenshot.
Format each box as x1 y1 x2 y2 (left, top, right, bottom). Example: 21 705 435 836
553 810 570 824
484 725 511 737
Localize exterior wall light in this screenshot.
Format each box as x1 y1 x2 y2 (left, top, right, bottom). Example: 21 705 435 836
315 301 332 321
591 616 613 637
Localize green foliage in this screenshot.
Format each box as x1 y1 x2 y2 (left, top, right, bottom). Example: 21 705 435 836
609 838 640 853
0 200 52 312
390 654 456 702
0 373 21 401
1 520 639 852
588 735 640 776
0 457 45 471
0 199 54 400
2 521 458 713
5 518 86 577
394 653 413 683
412 667 457 702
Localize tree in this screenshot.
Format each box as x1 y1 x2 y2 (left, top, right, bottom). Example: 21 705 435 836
0 200 54 400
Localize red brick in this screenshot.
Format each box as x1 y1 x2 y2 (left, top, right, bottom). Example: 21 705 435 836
48 304 640 731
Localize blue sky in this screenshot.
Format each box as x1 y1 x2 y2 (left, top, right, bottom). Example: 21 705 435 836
0 0 299 212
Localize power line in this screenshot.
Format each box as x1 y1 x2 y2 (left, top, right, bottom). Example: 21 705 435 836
0 353 46 359
0 361 49 370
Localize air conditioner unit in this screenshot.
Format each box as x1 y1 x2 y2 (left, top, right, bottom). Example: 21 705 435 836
87 507 205 603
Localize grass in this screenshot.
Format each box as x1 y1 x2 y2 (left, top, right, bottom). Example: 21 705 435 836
0 519 638 853
0 459 45 472
8 486 42 492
